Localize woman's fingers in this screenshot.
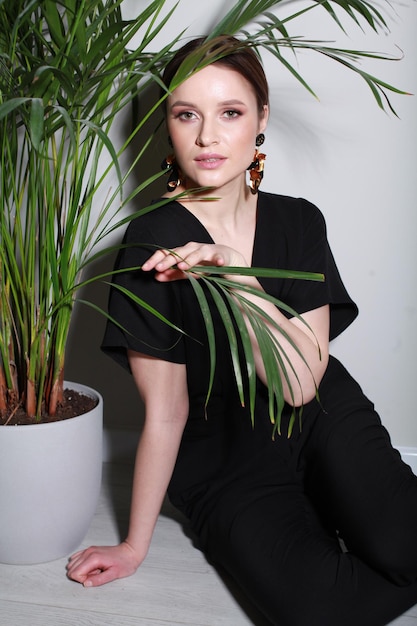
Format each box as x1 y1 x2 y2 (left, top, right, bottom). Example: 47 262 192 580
66 543 140 587
176 249 226 270
142 248 179 272
154 267 187 282
144 243 233 270
147 243 203 271
142 243 247 283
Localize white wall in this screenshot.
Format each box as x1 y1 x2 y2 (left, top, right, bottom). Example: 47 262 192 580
68 0 417 447
257 3 417 446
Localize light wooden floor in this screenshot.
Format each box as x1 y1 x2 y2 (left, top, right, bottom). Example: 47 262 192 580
1 463 417 626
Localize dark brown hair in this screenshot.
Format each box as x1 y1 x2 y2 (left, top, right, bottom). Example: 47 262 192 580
161 35 269 114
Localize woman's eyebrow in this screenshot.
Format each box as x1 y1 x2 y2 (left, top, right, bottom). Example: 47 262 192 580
170 100 195 108
218 99 247 107
170 98 247 109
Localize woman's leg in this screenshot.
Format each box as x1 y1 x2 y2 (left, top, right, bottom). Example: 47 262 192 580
202 484 417 626
198 358 417 626
304 357 417 586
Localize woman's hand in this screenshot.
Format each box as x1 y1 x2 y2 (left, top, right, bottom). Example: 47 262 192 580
67 357 189 589
66 541 142 588
141 241 247 282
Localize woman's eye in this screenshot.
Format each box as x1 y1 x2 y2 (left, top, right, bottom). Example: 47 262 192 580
177 111 196 120
223 110 241 118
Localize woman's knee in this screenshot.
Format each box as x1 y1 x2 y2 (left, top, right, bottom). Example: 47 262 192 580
363 526 417 586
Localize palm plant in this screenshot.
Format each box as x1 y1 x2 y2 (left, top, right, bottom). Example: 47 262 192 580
0 0 405 429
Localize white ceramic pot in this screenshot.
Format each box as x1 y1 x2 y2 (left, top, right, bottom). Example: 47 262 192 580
0 381 103 564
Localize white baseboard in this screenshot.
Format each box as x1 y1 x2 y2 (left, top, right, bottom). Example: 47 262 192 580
103 429 417 476
397 447 417 476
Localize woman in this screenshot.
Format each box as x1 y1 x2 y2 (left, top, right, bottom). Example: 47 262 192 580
67 36 417 625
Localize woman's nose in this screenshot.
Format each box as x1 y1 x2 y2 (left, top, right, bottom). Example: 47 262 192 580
196 119 218 146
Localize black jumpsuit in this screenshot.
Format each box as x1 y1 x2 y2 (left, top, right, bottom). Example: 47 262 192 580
102 191 417 625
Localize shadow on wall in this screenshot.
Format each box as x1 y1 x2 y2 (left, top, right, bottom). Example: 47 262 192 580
65 255 142 432
66 84 169 433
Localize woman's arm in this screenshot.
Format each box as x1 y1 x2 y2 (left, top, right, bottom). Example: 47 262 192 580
125 351 189 557
241 297 329 406
142 242 329 406
67 353 188 587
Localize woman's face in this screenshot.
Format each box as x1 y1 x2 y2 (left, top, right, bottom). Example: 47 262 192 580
166 63 268 193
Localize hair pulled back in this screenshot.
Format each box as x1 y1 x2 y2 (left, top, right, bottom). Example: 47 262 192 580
161 35 269 114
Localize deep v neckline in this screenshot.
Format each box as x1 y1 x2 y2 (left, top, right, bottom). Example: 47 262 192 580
169 193 263 268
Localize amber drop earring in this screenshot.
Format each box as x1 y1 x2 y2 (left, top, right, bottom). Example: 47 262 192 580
248 134 266 194
161 153 183 192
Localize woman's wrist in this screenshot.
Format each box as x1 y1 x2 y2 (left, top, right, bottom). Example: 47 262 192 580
122 537 148 568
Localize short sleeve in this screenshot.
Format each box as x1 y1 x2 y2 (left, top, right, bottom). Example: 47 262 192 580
101 219 186 371
254 193 358 340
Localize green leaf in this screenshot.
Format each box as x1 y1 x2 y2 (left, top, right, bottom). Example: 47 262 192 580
0 0 410 419
104 283 188 340
204 280 245 407
0 97 29 121
189 265 324 282
29 98 44 150
187 276 217 412
79 118 123 191
216 283 257 423
44 0 65 48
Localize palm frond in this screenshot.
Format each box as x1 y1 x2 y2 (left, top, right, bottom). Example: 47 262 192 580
0 0 409 422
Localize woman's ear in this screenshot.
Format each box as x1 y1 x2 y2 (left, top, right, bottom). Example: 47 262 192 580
259 104 269 133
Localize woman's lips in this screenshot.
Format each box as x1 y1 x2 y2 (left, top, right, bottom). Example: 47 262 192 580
194 154 226 169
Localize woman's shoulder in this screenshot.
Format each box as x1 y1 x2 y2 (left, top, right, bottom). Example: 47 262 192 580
123 198 208 246
258 191 326 232
259 190 323 214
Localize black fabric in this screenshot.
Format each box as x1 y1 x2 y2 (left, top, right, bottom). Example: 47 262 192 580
201 358 417 626
101 191 417 625
102 191 358 371
102 192 359 506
